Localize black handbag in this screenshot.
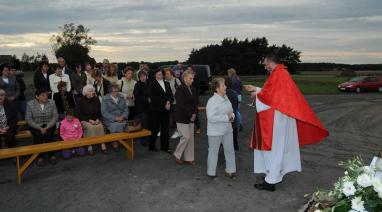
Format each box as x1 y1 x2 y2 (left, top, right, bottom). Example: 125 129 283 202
124 119 143 133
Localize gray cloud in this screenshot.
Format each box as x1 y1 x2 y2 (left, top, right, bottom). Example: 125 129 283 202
0 0 381 63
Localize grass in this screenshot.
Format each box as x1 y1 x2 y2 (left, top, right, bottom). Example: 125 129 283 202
241 71 351 94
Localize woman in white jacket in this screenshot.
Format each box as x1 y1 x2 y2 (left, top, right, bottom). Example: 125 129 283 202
206 77 236 179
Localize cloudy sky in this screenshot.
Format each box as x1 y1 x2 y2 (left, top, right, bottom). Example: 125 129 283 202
0 0 381 63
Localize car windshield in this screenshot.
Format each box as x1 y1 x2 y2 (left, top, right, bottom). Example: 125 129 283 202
349 77 365 82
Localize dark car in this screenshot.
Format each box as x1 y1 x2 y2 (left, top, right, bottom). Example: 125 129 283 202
338 76 382 93
160 64 212 94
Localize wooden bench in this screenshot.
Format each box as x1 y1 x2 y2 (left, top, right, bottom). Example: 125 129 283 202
198 106 206 112
0 129 151 184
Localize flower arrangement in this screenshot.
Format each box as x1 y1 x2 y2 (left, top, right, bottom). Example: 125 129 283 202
305 156 382 212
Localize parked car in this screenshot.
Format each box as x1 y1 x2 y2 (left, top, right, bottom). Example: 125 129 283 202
338 76 382 93
159 64 212 94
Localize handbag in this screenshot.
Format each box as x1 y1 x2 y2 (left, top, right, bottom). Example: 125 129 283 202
124 119 143 133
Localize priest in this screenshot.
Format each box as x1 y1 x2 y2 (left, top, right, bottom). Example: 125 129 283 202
244 53 329 192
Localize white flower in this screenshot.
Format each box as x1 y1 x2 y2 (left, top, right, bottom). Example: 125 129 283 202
357 173 372 188
372 177 382 194
351 196 366 212
342 181 356 197
362 166 371 174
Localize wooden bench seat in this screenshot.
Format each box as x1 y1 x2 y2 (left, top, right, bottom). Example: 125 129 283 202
0 129 151 184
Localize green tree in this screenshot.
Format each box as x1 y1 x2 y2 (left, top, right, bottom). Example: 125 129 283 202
50 23 97 68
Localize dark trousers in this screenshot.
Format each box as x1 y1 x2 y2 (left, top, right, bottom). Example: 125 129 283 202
128 106 136 120
18 100 26 120
136 112 149 143
0 129 17 149
195 113 201 129
30 127 56 158
149 111 170 151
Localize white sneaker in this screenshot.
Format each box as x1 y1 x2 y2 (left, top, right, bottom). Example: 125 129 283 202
157 131 161 137
171 131 180 139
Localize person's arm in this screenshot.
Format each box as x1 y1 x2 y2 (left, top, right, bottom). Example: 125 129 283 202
66 75 71 92
49 75 56 93
76 119 83 139
25 103 41 130
101 98 116 122
47 102 59 129
60 121 68 141
206 98 230 123
121 101 129 120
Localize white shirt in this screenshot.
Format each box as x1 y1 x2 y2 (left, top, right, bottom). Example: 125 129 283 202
43 73 48 79
2 78 9 84
40 104 45 111
206 93 235 136
49 73 71 94
157 80 166 92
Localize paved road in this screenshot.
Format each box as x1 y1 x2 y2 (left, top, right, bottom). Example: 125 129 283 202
0 93 381 212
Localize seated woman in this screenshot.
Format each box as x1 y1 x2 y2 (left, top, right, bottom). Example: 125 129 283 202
0 88 18 149
53 81 75 120
76 85 106 156
101 84 129 152
26 88 59 166
60 109 85 159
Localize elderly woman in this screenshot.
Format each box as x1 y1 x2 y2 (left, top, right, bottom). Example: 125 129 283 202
26 88 59 166
173 70 198 165
133 70 150 146
165 68 182 139
53 81 75 120
0 89 18 149
77 85 106 155
101 84 129 151
206 77 236 179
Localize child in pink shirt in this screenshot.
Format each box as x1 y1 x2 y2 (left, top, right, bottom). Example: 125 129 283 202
60 109 85 159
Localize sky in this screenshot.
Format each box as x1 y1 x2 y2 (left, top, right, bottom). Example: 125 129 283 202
0 0 381 64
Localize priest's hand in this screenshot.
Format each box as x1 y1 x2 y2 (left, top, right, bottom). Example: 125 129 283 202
243 85 257 92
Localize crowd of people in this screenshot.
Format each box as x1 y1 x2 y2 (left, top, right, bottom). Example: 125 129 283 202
0 57 244 172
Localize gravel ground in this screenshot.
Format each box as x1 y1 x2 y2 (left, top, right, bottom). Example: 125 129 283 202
0 93 381 212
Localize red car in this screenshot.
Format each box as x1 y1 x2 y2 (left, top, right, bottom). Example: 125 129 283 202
338 76 382 93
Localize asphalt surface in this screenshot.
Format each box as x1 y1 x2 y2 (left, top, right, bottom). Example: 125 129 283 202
0 93 381 212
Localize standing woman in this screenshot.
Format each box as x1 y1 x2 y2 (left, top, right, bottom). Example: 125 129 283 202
84 63 95 86
227 68 243 130
0 64 19 103
117 66 136 120
71 64 87 104
103 63 119 85
133 70 150 145
9 66 26 120
148 69 173 153
206 77 236 179
172 70 198 165
164 68 182 138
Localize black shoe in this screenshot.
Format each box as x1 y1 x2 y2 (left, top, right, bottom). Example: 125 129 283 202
163 149 173 154
207 175 217 180
254 182 276 192
36 158 46 167
49 156 58 165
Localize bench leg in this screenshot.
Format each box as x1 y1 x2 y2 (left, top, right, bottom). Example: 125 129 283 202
16 153 39 185
118 139 134 160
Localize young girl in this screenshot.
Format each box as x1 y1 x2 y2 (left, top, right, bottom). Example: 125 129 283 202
60 109 85 159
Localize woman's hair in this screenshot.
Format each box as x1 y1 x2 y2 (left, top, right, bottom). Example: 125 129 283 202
57 81 67 91
164 67 173 76
39 61 49 69
0 64 8 75
211 77 225 92
82 84 95 96
94 70 103 78
107 63 118 76
0 88 6 96
108 84 120 93
182 70 194 81
123 66 135 75
35 88 49 96
138 70 148 79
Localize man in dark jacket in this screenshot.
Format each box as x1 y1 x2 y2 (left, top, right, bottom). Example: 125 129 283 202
226 78 239 151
